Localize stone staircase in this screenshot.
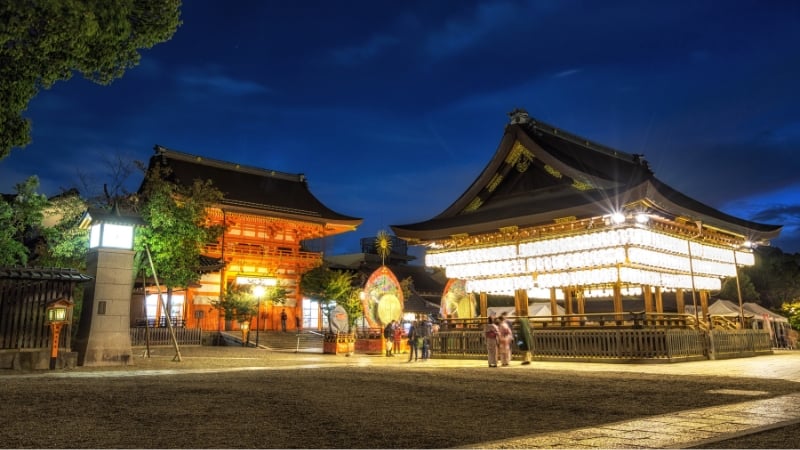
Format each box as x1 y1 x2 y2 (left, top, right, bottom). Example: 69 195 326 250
220 330 324 352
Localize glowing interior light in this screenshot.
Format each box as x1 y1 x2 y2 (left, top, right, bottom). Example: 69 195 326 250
611 212 626 224
427 225 752 293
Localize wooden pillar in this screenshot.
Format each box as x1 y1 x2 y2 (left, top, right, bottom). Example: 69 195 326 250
700 290 710 321
515 289 530 317
549 288 558 324
655 287 663 314
563 288 573 315
675 289 685 314
576 289 585 315
479 292 487 317
643 285 653 313
613 283 623 322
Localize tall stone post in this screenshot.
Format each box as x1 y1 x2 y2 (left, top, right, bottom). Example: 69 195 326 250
74 248 135 366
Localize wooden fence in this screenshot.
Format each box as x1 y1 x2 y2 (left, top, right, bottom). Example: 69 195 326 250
130 327 203 346
0 268 91 351
432 327 771 362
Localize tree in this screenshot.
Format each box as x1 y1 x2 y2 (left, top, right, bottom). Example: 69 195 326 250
780 301 800 331
718 271 759 303
213 282 258 324
0 176 47 265
0 0 182 159
30 189 88 268
135 164 224 314
745 247 800 309
300 264 361 332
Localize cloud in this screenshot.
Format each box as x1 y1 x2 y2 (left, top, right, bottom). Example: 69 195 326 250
176 68 269 96
424 2 518 58
553 69 582 79
330 34 402 65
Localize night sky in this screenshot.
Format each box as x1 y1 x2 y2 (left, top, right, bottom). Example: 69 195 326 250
2 0 799 255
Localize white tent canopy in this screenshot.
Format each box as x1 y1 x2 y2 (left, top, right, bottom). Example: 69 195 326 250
685 299 744 317
743 302 789 323
487 303 565 319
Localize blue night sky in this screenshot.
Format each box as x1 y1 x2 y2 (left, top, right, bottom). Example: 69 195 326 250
2 0 799 255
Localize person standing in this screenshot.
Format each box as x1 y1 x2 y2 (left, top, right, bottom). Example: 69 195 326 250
485 316 499 367
407 321 419 362
384 320 396 357
419 315 433 360
280 309 288 332
393 321 404 355
497 316 513 366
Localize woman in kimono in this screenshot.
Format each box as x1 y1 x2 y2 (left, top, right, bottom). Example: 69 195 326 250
485 316 500 367
497 317 513 366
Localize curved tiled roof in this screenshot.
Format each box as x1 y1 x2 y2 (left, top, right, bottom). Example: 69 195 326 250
0 267 92 281
392 109 782 243
146 146 362 230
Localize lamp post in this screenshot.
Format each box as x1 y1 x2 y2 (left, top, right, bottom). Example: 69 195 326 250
253 285 265 348
46 298 74 370
74 205 143 366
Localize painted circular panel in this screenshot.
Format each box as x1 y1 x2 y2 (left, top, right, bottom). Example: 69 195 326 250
362 266 404 327
441 279 475 319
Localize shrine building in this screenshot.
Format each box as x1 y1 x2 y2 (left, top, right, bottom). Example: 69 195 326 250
135 146 362 333
392 109 782 326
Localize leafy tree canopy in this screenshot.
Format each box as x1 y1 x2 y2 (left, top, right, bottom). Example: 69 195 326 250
0 176 47 265
213 282 258 323
0 0 182 159
745 247 800 309
301 264 362 331
718 271 759 303
135 164 223 291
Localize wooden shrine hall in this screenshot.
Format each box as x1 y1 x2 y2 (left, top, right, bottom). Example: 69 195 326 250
392 109 783 362
133 146 362 335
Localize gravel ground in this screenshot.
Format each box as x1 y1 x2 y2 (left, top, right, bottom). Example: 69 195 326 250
1 347 798 449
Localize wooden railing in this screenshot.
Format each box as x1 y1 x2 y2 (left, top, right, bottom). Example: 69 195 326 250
440 312 702 331
431 328 707 361
432 315 774 361
130 327 202 346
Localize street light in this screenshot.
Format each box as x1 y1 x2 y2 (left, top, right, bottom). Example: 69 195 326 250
46 298 74 370
253 285 265 348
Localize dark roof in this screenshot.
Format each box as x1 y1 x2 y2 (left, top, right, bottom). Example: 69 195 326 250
404 292 440 315
198 255 226 273
0 267 92 282
145 146 362 230
392 109 782 242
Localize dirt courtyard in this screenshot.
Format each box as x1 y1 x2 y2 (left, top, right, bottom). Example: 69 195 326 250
1 347 798 448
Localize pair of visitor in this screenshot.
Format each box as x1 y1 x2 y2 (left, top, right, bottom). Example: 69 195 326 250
485 315 513 367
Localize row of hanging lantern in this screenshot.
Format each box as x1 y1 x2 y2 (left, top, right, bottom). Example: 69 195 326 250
464 264 722 295
428 220 753 296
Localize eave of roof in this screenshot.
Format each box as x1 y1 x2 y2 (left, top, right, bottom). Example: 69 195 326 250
0 267 93 282
392 109 782 242
146 146 362 231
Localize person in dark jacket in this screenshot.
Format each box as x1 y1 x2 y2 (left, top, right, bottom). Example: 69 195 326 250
383 320 396 357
